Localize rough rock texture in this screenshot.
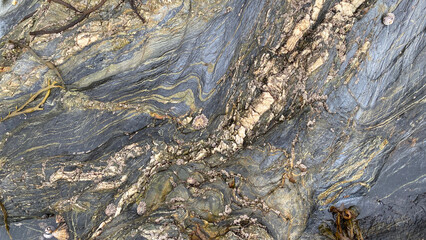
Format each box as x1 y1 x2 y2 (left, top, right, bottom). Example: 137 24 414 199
0 0 424 239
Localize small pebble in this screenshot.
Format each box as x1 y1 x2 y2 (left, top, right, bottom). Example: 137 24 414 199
298 163 307 172
382 13 395 26
6 43 15 50
105 203 116 216
186 177 197 185
192 114 209 130
137 201 146 215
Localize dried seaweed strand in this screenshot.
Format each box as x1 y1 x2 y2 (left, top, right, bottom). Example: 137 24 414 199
1 41 65 122
0 80 63 122
49 0 82 13
19 10 37 24
30 0 108 36
9 40 65 86
0 200 12 240
194 223 209 240
30 14 86 36
0 40 65 122
128 0 146 23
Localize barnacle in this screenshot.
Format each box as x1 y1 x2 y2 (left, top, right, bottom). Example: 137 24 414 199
192 114 209 130
43 222 70 240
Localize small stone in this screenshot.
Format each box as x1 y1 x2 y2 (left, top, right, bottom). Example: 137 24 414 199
186 177 197 185
307 119 315 128
224 204 232 215
137 201 146 215
176 159 185 165
298 163 307 172
105 203 116 217
6 43 15 50
382 13 395 26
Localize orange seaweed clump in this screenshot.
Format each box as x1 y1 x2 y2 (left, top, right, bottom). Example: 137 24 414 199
319 204 364 240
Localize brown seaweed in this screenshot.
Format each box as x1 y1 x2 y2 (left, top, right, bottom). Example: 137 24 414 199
128 0 146 23
0 79 63 122
0 199 12 240
30 0 146 36
320 204 364 240
1 41 65 122
30 0 108 36
8 40 64 86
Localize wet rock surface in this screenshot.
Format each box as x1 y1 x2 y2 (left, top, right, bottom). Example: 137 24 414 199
0 0 424 239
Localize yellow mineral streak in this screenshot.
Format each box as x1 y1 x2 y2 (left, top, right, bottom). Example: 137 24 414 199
344 41 370 84
318 138 388 205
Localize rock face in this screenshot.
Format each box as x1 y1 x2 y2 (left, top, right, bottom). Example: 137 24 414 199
0 0 424 239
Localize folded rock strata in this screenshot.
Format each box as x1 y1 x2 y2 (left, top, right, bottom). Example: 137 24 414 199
0 0 424 239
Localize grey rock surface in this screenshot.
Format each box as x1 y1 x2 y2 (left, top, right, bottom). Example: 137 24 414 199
0 0 424 239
